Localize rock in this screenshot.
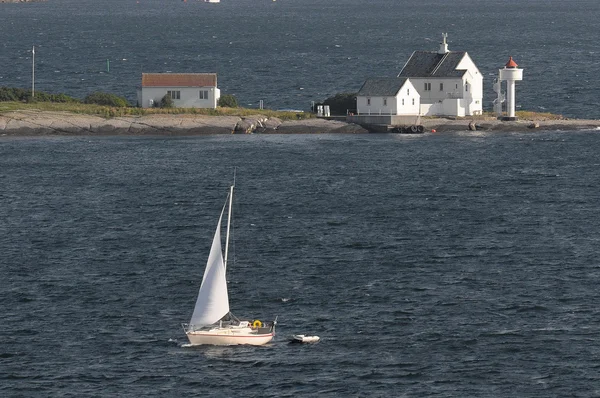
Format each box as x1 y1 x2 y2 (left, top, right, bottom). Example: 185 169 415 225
256 117 282 133
234 119 255 134
468 121 477 131
235 116 271 134
277 119 358 134
528 122 540 129
330 123 369 134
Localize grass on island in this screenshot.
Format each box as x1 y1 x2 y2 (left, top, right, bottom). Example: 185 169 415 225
0 101 567 122
0 101 315 121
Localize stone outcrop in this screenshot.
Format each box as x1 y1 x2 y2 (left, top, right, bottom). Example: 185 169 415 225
1 111 599 136
419 117 600 133
0 111 368 136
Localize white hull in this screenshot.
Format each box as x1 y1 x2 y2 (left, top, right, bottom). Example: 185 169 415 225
187 327 274 346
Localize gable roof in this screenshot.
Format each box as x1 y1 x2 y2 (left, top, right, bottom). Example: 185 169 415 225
142 73 217 87
357 77 411 97
398 51 468 78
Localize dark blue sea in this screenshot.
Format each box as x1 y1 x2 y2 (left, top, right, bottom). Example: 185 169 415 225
2 131 600 396
1 0 600 118
2 1 600 396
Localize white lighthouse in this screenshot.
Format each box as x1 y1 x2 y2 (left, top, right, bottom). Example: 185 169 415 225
498 56 523 120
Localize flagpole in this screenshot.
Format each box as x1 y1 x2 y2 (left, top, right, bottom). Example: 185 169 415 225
32 46 35 99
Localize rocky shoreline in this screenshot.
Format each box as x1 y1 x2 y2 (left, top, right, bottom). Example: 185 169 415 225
0 111 599 136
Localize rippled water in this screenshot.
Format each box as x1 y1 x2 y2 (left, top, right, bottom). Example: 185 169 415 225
2 131 600 396
1 0 600 118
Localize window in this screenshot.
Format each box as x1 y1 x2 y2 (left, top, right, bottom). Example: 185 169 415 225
412 98 415 105
199 90 209 99
407 89 410 95
402 99 405 106
367 98 371 106
383 98 387 106
440 83 444 91
424 83 431 91
167 90 180 100
465 83 469 92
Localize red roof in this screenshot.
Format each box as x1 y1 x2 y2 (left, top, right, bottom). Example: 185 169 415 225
142 73 217 87
505 57 518 68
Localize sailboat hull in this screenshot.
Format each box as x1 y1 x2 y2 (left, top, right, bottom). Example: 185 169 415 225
186 330 274 346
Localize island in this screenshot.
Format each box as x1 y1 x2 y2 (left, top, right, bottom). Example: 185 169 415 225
1 111 599 136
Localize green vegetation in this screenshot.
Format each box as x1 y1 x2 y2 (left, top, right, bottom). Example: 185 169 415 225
0 86 316 119
218 94 238 108
321 92 357 115
0 100 315 120
159 94 175 108
514 110 564 120
84 92 129 107
0 86 78 103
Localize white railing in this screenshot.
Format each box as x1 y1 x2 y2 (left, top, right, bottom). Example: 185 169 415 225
348 109 398 116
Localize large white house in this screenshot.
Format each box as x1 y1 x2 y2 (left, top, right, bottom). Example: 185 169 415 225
356 77 420 116
397 34 483 117
137 73 220 108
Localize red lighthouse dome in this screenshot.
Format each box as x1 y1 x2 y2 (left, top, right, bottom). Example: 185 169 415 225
505 56 518 68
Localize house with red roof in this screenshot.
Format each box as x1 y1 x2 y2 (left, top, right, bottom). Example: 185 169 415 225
137 73 220 108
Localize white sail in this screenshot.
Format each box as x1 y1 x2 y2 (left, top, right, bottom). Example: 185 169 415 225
189 204 229 328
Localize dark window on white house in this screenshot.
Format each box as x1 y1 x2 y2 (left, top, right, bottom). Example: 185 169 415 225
424 83 431 91
199 90 209 99
383 98 387 106
440 83 444 91
167 90 180 100
367 98 371 106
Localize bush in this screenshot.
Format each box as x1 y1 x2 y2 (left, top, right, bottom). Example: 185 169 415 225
218 94 238 108
0 87 79 103
0 87 21 101
84 92 129 107
321 92 357 115
159 94 174 108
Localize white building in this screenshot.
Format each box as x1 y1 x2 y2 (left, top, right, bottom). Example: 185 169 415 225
356 77 420 116
137 73 220 108
397 34 483 117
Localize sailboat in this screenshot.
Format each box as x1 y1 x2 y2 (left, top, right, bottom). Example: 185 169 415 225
182 182 276 346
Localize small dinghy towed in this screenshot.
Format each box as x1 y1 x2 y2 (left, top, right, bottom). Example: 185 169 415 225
290 334 320 344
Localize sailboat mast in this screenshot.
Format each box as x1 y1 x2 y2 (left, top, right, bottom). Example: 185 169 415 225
223 183 234 270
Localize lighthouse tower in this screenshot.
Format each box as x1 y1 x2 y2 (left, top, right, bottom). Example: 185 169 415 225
498 56 523 121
